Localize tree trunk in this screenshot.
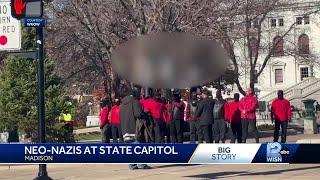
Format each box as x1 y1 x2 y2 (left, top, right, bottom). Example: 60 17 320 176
112 74 121 98
103 79 112 102
250 68 255 93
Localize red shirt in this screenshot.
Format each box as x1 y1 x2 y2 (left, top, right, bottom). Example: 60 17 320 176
162 104 172 124
144 98 164 120
239 95 258 120
140 98 151 112
99 107 109 126
271 98 292 122
110 105 121 125
225 101 241 124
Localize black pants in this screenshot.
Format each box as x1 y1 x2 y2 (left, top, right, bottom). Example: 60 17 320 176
230 123 242 143
8 128 19 143
200 124 212 143
274 120 288 143
63 123 75 143
101 124 111 143
111 124 123 143
189 121 200 143
143 119 155 143
213 119 226 143
241 119 259 143
154 120 165 143
170 119 184 143
165 123 171 143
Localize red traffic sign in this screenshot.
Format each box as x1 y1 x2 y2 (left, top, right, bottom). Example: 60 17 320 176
11 0 43 19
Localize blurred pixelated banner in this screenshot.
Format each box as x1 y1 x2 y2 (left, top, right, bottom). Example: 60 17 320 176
0 143 320 164
10 0 43 19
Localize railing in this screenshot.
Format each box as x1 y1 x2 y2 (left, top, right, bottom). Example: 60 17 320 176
261 78 320 102
301 79 320 98
261 91 278 102
286 89 302 101
260 77 318 102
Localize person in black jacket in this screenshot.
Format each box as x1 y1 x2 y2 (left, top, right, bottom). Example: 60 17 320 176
186 92 200 143
120 94 142 141
170 93 185 143
195 89 215 143
119 86 150 170
213 91 227 143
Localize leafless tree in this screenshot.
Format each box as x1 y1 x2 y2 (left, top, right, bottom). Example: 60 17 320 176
217 0 320 95
46 0 319 98
46 0 229 99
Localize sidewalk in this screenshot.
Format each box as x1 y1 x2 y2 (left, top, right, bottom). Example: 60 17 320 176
245 132 319 143
74 126 100 135
78 130 319 143
1 164 320 179
0 133 319 180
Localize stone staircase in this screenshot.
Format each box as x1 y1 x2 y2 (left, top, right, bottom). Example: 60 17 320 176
259 77 320 105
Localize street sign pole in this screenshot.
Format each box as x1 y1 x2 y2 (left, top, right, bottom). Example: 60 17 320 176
34 26 52 180
9 0 51 179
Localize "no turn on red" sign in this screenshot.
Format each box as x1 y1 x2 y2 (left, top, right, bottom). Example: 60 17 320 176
0 0 21 50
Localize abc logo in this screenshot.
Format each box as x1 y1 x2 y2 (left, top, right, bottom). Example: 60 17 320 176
266 143 290 162
280 147 290 156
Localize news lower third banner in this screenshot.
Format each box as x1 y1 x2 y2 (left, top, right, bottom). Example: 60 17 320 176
0 143 319 164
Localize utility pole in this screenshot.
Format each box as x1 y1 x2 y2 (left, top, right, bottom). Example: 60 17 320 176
34 26 52 180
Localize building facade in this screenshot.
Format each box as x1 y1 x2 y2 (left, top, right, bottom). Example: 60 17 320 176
233 0 320 107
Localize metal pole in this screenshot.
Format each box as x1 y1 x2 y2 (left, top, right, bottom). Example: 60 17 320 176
34 27 52 180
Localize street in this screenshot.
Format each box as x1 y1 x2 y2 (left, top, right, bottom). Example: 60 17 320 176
1 133 320 180
1 164 320 179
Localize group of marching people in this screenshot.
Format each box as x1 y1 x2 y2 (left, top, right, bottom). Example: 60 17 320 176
99 86 292 144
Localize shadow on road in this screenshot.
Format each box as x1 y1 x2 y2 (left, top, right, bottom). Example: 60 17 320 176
184 165 320 179
185 171 248 179
153 164 202 169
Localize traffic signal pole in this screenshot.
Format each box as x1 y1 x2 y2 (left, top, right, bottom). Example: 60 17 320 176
34 26 52 180
10 0 51 179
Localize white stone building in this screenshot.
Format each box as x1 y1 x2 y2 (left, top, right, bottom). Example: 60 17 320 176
230 0 320 108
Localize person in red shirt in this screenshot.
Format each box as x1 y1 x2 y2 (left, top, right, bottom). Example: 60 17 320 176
271 90 292 143
144 92 165 143
109 98 123 143
225 93 242 143
140 95 152 112
99 99 111 143
239 88 259 143
162 98 172 143
139 95 154 143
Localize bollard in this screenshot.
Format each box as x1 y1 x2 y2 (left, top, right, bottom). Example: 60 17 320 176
302 99 317 134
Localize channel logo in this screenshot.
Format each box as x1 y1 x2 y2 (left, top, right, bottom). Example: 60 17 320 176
266 142 290 162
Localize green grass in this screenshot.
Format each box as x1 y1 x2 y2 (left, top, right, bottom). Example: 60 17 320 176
75 132 101 141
